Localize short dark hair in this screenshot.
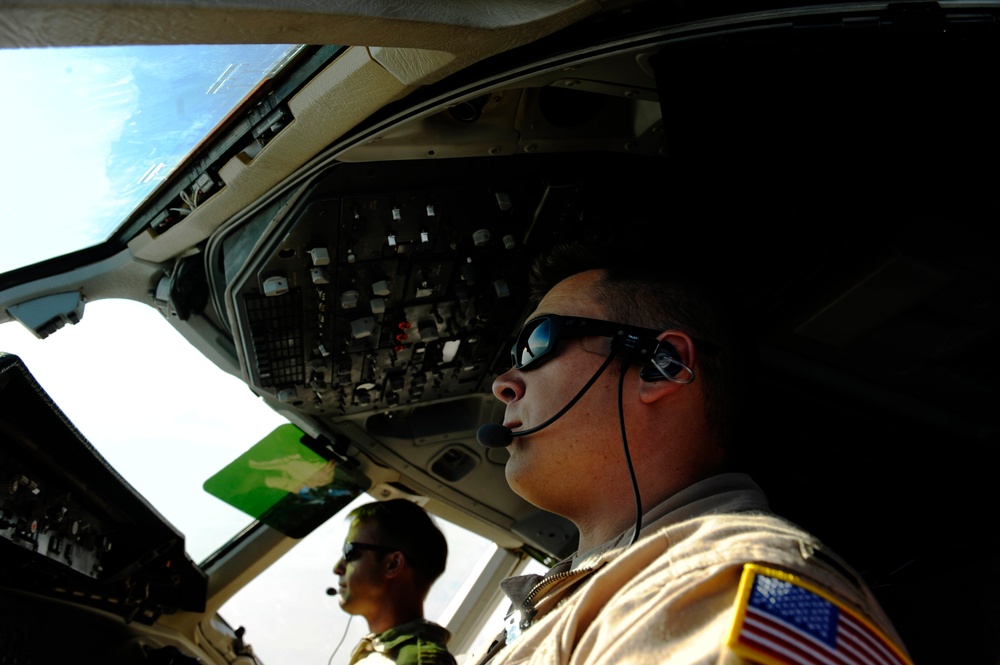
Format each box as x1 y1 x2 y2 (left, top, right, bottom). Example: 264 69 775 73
529 240 753 448
348 499 448 594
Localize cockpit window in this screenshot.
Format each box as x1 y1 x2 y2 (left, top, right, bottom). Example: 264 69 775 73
0 298 288 561
0 44 301 274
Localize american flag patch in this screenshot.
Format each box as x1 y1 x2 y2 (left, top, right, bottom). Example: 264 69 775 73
726 564 912 665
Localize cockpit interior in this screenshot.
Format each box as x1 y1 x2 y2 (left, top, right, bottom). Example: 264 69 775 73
2 2 998 663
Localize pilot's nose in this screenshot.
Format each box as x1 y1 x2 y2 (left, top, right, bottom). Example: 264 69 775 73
491 366 524 404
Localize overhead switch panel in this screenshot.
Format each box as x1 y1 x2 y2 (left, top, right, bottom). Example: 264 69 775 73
224 155 648 416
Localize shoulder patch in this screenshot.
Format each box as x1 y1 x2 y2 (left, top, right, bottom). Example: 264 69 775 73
726 563 912 665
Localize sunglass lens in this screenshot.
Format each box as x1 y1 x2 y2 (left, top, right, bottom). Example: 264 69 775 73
517 319 551 368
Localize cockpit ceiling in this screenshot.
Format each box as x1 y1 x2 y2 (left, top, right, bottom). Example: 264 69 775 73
0 1 600 52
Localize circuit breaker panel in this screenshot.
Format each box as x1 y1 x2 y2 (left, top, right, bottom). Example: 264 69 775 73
224 155 633 418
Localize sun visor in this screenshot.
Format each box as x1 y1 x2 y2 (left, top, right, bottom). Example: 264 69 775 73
204 424 370 538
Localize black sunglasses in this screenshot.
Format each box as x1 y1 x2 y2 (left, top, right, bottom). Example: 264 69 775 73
342 541 398 562
510 314 662 371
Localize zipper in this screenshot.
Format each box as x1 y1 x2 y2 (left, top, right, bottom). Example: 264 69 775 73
504 564 604 644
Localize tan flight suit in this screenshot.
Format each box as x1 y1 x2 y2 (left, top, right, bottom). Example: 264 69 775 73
477 473 909 665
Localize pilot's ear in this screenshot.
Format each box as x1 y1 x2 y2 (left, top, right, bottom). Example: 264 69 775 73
638 331 695 404
383 551 406 579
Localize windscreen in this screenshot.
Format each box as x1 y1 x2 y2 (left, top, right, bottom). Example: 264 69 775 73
0 44 300 274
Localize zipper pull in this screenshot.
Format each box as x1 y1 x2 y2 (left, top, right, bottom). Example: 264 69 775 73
504 609 524 644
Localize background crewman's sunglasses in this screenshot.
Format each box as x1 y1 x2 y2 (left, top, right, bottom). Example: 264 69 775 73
510 314 661 371
342 541 398 562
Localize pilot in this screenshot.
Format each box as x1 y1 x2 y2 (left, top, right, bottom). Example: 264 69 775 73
333 499 456 665
475 240 912 664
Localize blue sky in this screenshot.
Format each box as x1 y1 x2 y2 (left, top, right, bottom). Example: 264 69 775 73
0 44 294 273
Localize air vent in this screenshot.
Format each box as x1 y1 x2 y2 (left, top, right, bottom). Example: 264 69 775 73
430 446 480 482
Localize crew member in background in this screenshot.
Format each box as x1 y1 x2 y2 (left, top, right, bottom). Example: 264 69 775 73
333 499 456 665
475 240 912 664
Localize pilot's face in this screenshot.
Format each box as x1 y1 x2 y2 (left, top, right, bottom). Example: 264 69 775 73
332 519 387 618
491 270 635 519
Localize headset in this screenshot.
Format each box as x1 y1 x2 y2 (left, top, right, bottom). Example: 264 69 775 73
639 340 693 383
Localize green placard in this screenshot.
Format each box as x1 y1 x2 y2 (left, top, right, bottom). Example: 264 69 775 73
204 424 369 538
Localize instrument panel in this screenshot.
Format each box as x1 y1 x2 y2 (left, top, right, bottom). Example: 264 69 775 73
0 353 207 624
224 154 661 418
